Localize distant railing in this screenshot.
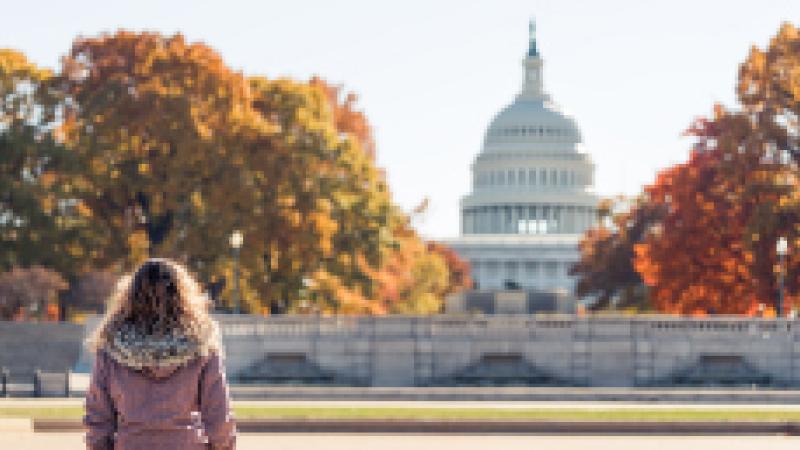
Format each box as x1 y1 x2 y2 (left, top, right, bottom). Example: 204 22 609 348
216 314 798 339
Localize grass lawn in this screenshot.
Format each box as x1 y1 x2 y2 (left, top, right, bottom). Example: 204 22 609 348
4 406 800 422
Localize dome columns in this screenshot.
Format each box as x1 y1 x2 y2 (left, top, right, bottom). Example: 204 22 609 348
461 204 596 235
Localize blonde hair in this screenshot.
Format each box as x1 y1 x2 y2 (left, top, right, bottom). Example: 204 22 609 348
86 258 221 360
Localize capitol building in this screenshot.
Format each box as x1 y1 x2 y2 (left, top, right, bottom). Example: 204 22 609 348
442 21 598 310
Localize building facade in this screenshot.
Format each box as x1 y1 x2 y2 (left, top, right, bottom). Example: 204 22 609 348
441 21 597 298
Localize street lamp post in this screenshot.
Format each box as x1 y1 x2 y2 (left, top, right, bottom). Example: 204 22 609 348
230 230 244 314
777 236 788 318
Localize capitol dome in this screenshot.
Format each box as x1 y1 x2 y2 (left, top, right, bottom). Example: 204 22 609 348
483 98 582 147
442 19 599 297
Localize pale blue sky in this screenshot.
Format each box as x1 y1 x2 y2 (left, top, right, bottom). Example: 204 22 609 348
2 0 799 238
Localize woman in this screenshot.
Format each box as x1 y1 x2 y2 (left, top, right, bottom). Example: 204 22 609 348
84 258 236 450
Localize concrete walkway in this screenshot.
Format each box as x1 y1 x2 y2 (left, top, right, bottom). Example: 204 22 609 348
4 433 800 450
6 398 800 410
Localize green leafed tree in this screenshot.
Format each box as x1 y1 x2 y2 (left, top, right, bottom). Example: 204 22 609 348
0 49 91 277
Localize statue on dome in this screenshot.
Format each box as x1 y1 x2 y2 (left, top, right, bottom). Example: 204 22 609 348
528 19 539 57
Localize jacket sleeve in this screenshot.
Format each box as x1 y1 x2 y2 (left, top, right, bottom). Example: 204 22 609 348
200 352 236 450
83 350 116 450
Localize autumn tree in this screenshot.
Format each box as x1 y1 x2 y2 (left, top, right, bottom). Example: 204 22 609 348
577 23 800 315
46 30 464 315
310 77 376 159
426 241 472 296
738 23 800 163
65 270 118 313
245 77 468 314
737 22 800 312
0 266 68 320
571 196 663 310
632 23 800 315
0 49 91 277
57 32 260 271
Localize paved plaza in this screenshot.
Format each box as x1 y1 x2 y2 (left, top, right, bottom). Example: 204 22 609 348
3 433 800 450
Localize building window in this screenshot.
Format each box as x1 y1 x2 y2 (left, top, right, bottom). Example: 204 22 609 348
518 219 548 234
508 170 515 185
551 169 558 185
540 169 547 185
570 171 576 186
529 169 536 185
560 170 568 186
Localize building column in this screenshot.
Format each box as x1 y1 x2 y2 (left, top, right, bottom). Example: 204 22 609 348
565 206 574 233
585 207 593 231
472 260 481 289
469 209 476 234
510 204 519 234
528 205 536 234
488 260 499 288
536 260 544 288
555 206 561 233
526 260 536 288
555 206 562 233
527 205 535 234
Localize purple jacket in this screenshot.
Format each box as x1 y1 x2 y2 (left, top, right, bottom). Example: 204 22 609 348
84 349 236 450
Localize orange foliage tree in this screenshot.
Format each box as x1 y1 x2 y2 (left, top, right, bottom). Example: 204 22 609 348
633 108 797 314
0 266 68 320
571 197 664 310
577 23 800 315
310 76 376 160
38 30 467 315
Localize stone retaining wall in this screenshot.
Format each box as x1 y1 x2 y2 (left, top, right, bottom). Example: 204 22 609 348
0 322 83 380
20 315 800 388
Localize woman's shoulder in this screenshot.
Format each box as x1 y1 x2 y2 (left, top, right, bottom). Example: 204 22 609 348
201 348 225 365
198 349 228 376
88 347 115 379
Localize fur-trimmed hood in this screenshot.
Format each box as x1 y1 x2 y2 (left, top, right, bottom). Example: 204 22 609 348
86 258 225 378
96 318 223 376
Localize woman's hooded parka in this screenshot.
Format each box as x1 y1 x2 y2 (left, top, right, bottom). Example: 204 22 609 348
83 259 236 450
